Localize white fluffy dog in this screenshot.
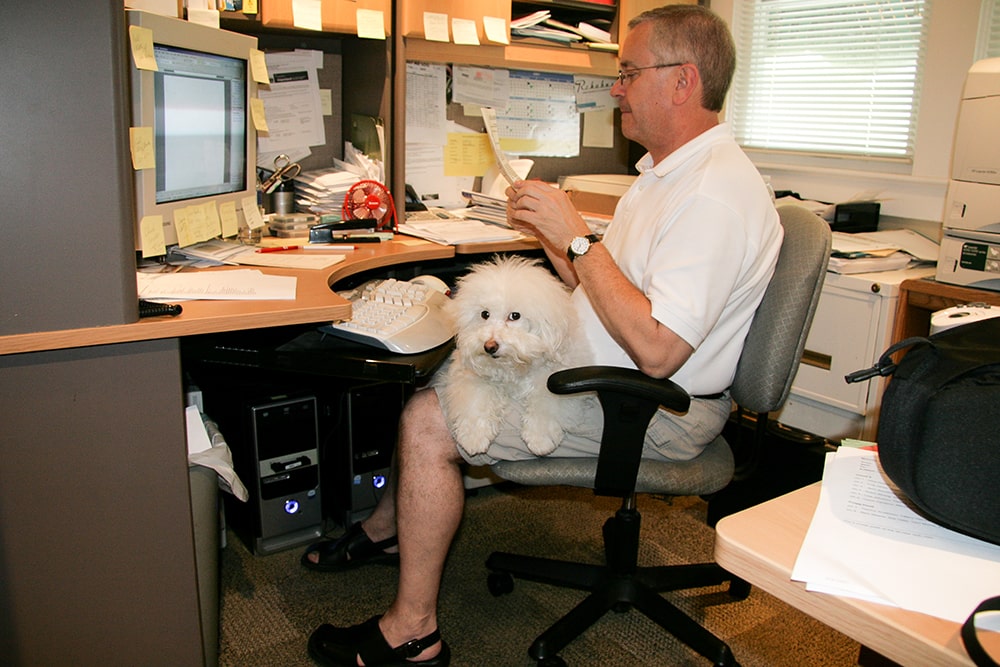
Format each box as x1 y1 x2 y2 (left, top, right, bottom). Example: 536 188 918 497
434 255 590 458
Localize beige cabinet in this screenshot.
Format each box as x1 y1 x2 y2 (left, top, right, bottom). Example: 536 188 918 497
774 266 937 441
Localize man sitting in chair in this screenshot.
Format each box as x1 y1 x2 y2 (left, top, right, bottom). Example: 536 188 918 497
304 5 782 666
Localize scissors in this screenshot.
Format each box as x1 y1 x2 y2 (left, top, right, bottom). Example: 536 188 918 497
259 154 302 194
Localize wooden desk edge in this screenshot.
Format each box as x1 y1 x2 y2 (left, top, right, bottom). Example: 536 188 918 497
0 241 455 356
714 484 979 667
892 277 1000 344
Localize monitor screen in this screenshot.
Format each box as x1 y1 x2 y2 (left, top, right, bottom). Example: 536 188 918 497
154 44 247 204
127 10 258 255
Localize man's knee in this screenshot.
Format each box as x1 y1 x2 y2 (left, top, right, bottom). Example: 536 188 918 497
399 388 460 460
401 387 443 424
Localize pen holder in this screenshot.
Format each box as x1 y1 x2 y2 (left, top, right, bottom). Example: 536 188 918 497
268 180 295 215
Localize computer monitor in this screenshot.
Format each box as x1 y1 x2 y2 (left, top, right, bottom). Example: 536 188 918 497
126 10 258 254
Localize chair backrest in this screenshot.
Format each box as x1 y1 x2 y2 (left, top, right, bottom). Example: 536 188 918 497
730 204 831 414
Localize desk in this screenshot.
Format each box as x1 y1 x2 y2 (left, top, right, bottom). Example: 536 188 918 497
892 277 1000 344
0 237 532 665
715 484 997 667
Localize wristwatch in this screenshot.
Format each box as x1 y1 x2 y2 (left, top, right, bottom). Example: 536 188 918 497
567 234 600 262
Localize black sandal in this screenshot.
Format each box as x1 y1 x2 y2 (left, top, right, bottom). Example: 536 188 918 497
308 615 451 666
301 523 399 572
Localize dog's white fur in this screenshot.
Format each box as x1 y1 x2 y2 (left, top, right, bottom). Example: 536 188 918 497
434 255 590 458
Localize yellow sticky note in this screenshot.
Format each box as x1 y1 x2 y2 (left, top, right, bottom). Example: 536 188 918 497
128 25 158 71
292 0 323 31
129 127 155 170
185 204 210 243
250 97 269 133
242 0 258 15
423 12 450 42
250 48 270 85
199 201 222 241
219 200 239 238
174 206 196 248
483 16 509 45
451 18 480 46
140 215 166 259
444 133 493 177
242 195 265 230
356 9 386 40
582 109 615 149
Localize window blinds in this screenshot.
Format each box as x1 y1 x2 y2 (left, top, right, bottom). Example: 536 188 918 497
982 0 1000 58
728 0 931 161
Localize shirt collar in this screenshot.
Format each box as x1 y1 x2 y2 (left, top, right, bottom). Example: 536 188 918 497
635 122 734 176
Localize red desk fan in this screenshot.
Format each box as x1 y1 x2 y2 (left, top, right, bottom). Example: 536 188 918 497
342 179 398 232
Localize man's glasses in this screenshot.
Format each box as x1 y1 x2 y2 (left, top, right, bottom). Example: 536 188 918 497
616 62 684 86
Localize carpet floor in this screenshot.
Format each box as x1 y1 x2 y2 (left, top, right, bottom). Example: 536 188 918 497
218 484 860 666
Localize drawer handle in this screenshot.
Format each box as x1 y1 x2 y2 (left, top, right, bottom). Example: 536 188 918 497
801 349 832 370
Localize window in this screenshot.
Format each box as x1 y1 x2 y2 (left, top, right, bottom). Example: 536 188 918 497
727 0 931 162
979 0 1000 58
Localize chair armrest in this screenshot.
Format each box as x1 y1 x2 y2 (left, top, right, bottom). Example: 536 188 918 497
548 366 692 497
548 366 691 414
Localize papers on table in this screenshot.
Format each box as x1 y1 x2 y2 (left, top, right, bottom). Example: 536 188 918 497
827 253 912 274
856 229 940 263
137 269 297 301
397 218 525 245
169 239 345 270
233 251 345 270
828 230 939 274
793 445 1000 625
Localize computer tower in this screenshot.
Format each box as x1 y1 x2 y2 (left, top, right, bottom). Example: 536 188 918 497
325 383 401 527
218 393 324 555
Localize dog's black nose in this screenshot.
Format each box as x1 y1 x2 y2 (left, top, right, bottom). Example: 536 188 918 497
484 340 499 356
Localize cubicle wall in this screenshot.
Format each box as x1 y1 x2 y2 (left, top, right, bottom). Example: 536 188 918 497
0 0 137 336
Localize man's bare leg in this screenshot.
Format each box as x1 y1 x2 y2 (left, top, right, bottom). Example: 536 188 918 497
367 388 464 663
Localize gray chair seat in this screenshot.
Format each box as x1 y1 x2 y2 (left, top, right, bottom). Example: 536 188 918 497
491 436 734 496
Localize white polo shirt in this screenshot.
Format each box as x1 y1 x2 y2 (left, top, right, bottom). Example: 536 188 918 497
572 123 783 396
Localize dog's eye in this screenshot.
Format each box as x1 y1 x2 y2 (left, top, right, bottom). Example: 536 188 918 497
480 310 490 320
508 312 520 321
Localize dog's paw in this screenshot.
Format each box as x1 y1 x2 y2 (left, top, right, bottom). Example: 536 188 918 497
524 435 559 457
453 422 495 458
456 435 491 458
521 418 562 457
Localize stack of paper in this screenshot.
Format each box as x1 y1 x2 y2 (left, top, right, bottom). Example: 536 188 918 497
511 10 583 43
510 10 550 30
460 190 511 227
293 168 362 217
397 219 524 245
543 18 613 44
828 230 939 274
792 445 1000 624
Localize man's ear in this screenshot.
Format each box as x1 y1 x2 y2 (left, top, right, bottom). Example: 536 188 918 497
673 64 700 104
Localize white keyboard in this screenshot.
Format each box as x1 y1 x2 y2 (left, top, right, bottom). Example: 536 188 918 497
320 276 454 354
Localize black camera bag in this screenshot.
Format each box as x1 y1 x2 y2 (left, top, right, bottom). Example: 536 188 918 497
846 316 1000 546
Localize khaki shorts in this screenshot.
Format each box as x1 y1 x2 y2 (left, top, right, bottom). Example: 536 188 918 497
435 387 732 467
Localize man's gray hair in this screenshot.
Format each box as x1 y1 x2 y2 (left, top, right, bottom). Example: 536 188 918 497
629 5 736 112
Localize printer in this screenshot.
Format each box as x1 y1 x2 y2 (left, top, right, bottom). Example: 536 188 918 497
936 57 1000 291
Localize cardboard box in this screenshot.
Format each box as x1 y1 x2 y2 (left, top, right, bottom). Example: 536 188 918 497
566 189 620 216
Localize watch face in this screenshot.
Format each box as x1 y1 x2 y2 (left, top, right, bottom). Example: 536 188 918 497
571 236 590 255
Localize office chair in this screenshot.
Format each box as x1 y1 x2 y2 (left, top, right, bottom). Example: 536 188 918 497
485 205 831 667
